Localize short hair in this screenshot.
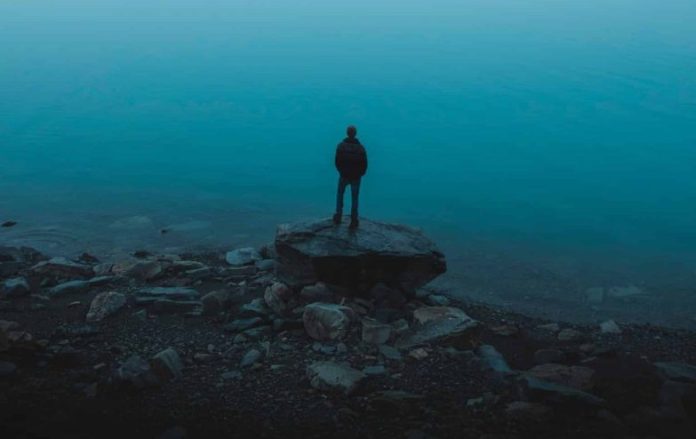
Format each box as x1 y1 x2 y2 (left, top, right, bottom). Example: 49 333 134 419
346 125 357 138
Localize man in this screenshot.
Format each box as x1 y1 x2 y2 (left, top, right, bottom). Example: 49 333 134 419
333 125 368 229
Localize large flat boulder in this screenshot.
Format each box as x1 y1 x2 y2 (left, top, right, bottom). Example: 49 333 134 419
274 218 446 293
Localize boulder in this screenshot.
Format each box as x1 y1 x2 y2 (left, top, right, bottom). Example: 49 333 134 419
306 361 366 395
86 292 127 322
225 247 262 266
2 277 30 298
274 218 446 293
396 306 480 349
303 303 355 341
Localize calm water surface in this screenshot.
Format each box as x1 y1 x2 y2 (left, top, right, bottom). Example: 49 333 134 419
2 1 696 324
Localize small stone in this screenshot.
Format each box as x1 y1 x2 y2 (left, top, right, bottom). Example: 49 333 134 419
31 257 93 278
221 370 242 380
0 361 17 378
312 342 336 355
397 306 479 349
391 319 409 334
536 323 560 333
363 365 387 376
534 348 564 364
240 349 262 368
526 363 595 390
303 302 354 341
426 294 450 306
306 361 366 395
300 283 334 303
224 317 264 333
477 345 513 373
599 320 622 334
133 309 148 321
201 290 230 316
225 247 262 266
505 401 553 421
238 298 270 318
557 328 584 342
86 292 126 322
361 318 392 345
115 355 159 389
151 347 183 380
264 282 291 315
2 277 30 298
379 345 403 361
409 348 429 360
126 260 162 281
654 362 696 384
255 259 275 271
491 324 519 337
134 287 199 303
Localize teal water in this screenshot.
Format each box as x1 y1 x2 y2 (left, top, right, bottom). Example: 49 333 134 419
2 1 696 323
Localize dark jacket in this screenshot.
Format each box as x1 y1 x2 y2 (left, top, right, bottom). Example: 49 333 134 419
335 137 368 180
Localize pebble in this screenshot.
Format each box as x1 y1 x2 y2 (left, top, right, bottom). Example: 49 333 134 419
240 349 262 368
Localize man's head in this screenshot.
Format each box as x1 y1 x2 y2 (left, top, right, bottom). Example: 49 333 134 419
346 125 357 139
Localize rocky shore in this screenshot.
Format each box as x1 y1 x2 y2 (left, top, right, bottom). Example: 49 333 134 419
2 218 696 438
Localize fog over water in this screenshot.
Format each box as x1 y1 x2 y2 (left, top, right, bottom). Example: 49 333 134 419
2 1 696 325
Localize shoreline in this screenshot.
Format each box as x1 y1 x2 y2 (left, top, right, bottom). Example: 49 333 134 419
2 236 696 438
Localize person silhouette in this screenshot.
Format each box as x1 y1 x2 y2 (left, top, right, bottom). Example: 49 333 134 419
333 125 368 229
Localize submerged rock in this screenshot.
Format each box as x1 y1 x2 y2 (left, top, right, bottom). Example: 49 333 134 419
274 218 446 293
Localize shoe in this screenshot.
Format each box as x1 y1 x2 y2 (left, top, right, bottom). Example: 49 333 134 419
333 214 342 225
349 218 359 229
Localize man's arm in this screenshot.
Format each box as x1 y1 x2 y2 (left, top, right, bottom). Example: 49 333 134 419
360 146 368 176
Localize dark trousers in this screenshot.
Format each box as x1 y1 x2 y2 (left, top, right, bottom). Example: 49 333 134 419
335 177 361 220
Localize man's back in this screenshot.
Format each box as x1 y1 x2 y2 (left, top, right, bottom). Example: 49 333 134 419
335 137 368 181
